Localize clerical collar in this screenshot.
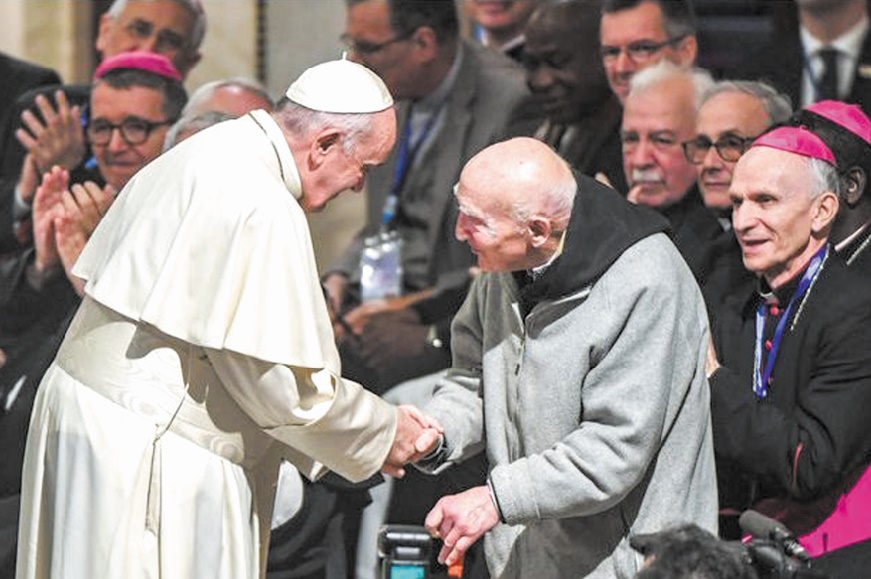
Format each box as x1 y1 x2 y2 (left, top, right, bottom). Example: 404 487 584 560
757 249 822 306
835 219 871 265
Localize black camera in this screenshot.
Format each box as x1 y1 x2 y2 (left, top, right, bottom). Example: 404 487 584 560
377 524 432 579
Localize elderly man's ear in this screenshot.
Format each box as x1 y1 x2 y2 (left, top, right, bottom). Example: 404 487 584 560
843 166 868 207
811 190 840 234
307 130 342 169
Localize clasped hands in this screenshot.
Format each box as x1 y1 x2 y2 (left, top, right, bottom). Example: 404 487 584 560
384 404 501 567
383 404 442 479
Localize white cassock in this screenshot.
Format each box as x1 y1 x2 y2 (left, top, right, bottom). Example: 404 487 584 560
16 110 397 579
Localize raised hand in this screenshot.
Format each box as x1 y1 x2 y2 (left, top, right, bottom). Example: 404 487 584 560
424 485 500 567
16 90 86 174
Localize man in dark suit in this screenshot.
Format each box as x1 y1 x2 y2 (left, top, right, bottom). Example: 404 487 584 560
0 0 205 253
521 0 627 193
739 0 871 113
707 125 871 577
620 62 723 284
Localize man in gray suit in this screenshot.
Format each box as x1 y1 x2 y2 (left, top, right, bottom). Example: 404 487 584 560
323 0 531 394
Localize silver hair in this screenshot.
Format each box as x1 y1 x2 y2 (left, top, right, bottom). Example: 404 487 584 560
628 60 714 112
108 0 207 52
163 110 234 150
701 80 793 125
806 156 842 199
275 100 375 154
183 77 274 117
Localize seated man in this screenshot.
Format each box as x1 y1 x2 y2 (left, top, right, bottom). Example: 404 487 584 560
707 126 871 575
0 51 187 576
790 100 871 272
620 61 721 283
420 137 717 578
687 80 792 229
0 0 205 253
521 0 626 192
683 80 792 314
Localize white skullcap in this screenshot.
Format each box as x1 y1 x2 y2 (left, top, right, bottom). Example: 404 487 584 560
285 58 394 113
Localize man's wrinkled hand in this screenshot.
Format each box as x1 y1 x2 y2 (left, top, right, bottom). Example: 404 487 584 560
382 404 443 478
424 486 500 567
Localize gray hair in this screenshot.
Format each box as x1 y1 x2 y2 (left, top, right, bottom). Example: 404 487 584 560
807 156 842 199
163 110 234 150
628 61 714 112
274 99 375 153
183 77 273 117
701 80 793 125
108 0 207 52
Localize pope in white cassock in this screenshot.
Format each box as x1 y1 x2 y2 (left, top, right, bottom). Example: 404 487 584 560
15 59 438 579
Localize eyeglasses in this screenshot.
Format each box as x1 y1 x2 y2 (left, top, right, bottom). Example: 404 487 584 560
87 116 175 146
340 30 414 56
681 134 758 164
600 36 686 64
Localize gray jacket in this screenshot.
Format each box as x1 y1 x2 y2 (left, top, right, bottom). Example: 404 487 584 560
426 232 718 579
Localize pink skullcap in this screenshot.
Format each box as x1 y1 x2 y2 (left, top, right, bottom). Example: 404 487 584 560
751 125 837 167
805 100 871 146
94 51 182 82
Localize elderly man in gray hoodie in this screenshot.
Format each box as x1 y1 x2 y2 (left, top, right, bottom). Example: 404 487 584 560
419 137 717 578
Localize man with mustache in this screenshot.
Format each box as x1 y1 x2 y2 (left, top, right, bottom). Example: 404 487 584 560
620 61 722 283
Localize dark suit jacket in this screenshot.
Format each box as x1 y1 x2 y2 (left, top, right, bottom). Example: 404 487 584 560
737 18 871 114
0 54 60 133
661 185 723 285
534 94 628 195
710 250 871 560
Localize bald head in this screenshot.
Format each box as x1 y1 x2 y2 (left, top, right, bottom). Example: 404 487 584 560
455 137 576 271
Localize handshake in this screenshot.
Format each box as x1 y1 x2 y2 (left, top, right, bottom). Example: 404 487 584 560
383 404 443 478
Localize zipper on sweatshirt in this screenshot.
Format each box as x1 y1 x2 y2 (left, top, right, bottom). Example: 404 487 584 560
511 301 526 375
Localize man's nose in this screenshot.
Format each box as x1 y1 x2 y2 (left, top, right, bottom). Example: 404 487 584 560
107 127 129 152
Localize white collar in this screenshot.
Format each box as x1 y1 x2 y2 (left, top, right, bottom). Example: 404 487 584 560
248 109 303 197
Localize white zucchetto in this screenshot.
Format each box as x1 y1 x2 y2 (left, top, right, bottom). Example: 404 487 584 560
285 58 394 113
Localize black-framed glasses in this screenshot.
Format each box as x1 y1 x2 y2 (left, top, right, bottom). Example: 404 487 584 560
681 134 758 164
600 36 686 64
340 30 415 56
87 116 175 146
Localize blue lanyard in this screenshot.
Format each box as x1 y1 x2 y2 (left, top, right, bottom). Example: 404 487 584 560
753 246 828 399
380 102 445 227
